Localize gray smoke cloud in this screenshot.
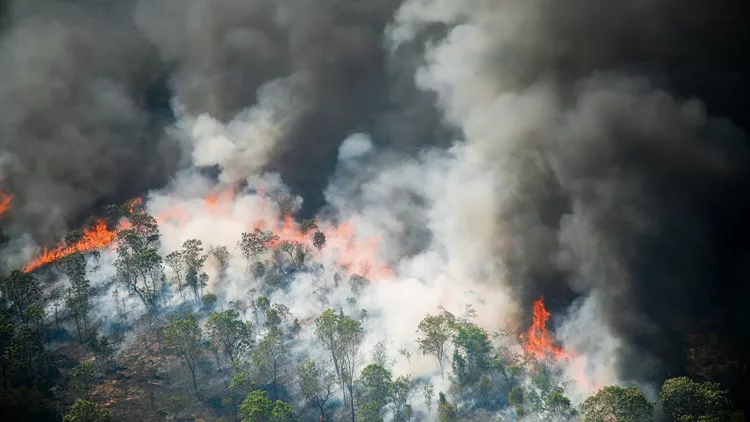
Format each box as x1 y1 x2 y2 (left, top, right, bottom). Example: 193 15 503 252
135 0 448 214
0 0 447 240
390 0 749 390
2 0 749 408
0 0 178 241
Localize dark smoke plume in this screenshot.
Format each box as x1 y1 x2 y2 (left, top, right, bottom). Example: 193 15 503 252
1 0 447 237
390 0 750 408
0 0 177 241
1 0 749 413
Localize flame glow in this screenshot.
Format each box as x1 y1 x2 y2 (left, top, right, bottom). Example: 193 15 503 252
0 189 13 217
520 297 568 360
24 186 392 279
23 219 126 272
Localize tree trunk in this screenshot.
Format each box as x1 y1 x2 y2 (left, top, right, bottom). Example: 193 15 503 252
185 357 199 396
272 359 279 400
348 384 356 422
213 350 222 370
16 303 26 324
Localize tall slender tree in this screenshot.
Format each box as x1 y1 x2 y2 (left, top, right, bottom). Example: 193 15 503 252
163 315 204 395
114 201 165 313
297 359 336 420
314 309 364 422
182 239 207 302
416 310 456 379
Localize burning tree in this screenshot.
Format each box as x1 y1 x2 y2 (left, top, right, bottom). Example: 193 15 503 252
520 297 567 361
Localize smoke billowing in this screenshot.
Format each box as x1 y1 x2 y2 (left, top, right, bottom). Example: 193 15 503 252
2 0 749 412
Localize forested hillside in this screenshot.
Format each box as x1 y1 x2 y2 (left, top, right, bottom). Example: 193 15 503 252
0 197 745 421
2 0 750 421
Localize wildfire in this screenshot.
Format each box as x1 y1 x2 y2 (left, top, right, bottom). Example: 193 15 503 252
23 186 393 280
23 219 125 273
520 297 568 360
250 213 394 280
0 189 13 217
203 186 237 217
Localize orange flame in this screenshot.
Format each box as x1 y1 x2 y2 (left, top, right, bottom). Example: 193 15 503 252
23 219 126 272
250 213 394 280
204 186 237 217
520 297 567 360
0 190 13 217
24 186 393 280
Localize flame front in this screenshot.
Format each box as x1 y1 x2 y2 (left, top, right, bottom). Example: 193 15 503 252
521 297 567 360
24 186 393 279
23 219 125 273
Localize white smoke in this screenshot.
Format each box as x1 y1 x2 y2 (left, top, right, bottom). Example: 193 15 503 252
24 0 728 417
118 0 615 408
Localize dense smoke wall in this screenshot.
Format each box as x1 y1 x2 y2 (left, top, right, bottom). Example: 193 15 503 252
387 0 750 401
1 0 749 411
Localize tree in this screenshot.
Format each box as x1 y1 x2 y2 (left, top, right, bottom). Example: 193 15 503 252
0 311 16 387
87 335 115 364
312 231 326 250
416 310 456 378
60 247 93 342
423 383 435 417
238 229 279 274
314 309 365 422
437 392 458 422
239 390 297 422
256 296 271 315
300 219 318 234
63 399 112 422
211 245 231 281
182 239 207 301
357 364 392 422
48 287 64 331
660 377 737 422
279 241 307 269
291 318 302 339
265 304 290 330
251 328 288 400
0 270 41 323
114 203 165 313
202 292 218 311
349 275 369 297
580 385 653 422
451 322 492 388
13 323 44 374
164 251 186 299
390 375 414 422
545 389 577 420
508 386 525 416
205 309 253 363
24 302 46 339
297 358 336 420
111 289 128 326
199 272 209 297
371 341 390 368
163 316 204 394
71 362 96 399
